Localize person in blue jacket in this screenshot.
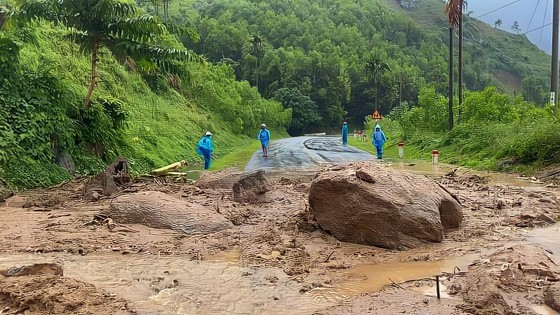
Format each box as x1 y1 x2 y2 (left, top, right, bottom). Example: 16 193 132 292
341 122 349 145
372 124 386 159
196 131 214 170
258 124 271 157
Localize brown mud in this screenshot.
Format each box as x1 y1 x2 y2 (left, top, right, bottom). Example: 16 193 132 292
1 163 560 314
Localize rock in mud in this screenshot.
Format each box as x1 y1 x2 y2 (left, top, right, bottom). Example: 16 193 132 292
4 195 28 207
233 170 270 203
0 275 131 315
107 191 233 234
308 163 463 249
0 181 13 203
546 283 560 312
195 168 242 189
0 263 63 277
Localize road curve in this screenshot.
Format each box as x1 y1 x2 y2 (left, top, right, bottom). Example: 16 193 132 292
244 136 375 173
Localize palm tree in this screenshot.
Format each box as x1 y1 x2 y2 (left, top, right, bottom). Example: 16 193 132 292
19 0 203 107
512 21 521 34
247 33 265 91
494 19 502 29
445 0 467 127
365 55 390 113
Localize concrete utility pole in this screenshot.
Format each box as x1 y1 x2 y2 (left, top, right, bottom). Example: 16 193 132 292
448 27 454 131
552 0 559 111
458 5 463 123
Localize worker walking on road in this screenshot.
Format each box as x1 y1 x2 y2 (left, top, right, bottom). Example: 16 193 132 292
372 124 386 159
196 131 214 170
341 122 348 145
258 124 271 157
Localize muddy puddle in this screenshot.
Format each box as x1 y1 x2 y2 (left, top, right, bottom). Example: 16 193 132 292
309 254 476 303
386 160 547 187
0 252 333 315
532 305 560 315
526 222 560 258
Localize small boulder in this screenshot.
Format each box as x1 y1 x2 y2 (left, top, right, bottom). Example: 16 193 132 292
4 195 28 208
0 263 63 277
546 283 560 312
233 170 270 203
308 163 463 250
195 168 242 190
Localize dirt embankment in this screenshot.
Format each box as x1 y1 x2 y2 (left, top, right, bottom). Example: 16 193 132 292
0 165 559 314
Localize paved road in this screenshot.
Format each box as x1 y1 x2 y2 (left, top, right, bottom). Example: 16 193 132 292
244 136 375 172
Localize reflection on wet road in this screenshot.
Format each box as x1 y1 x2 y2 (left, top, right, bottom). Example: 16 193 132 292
244 136 375 172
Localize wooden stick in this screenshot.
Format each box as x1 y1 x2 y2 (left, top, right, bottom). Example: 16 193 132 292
152 160 187 175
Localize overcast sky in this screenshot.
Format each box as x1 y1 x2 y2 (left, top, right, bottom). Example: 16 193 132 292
467 0 553 54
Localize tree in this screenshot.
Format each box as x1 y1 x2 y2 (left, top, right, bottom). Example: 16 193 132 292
19 0 202 107
245 33 265 92
273 87 320 135
494 19 502 28
512 21 521 34
365 54 390 113
445 0 467 129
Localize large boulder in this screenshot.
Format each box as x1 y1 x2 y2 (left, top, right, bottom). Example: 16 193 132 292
107 191 233 234
308 163 463 249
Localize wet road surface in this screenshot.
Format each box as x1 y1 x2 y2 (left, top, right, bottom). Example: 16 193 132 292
244 136 375 173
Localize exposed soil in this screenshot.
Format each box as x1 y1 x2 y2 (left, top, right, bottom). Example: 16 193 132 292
1 165 559 314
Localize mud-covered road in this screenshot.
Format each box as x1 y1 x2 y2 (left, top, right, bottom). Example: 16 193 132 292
245 136 374 172
2 150 560 314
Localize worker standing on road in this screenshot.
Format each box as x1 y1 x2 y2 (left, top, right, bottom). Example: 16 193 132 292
196 131 214 170
341 122 349 145
372 124 386 159
258 124 271 157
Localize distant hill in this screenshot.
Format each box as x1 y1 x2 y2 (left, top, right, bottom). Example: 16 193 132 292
467 0 552 55
384 0 551 95
149 0 553 133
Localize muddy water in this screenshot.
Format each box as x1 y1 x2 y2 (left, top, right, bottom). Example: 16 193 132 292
386 160 546 187
0 253 332 315
527 223 560 258
309 254 476 303
532 305 560 315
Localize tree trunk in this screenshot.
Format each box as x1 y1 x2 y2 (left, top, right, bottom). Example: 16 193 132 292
448 27 454 131
256 56 259 92
83 41 99 108
458 5 463 123
163 0 169 20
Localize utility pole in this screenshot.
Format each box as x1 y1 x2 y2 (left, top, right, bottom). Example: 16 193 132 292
448 27 454 131
552 0 559 112
458 4 463 123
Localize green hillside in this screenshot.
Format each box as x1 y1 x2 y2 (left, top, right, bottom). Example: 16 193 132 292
0 1 290 188
146 0 552 136
386 0 551 98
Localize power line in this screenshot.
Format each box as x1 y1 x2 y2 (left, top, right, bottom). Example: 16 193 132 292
524 21 552 34
540 0 549 44
475 0 524 19
528 0 540 30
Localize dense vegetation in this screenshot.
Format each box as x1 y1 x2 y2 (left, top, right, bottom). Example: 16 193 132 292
357 87 560 171
153 0 551 135
0 0 290 188
0 0 557 189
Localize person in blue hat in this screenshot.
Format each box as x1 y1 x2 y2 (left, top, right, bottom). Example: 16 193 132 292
371 124 386 159
196 131 214 170
257 124 271 157
341 122 348 145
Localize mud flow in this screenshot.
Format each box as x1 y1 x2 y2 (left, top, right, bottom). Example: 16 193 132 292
1 145 560 314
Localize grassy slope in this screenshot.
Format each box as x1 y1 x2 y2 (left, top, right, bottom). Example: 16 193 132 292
4 25 286 187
